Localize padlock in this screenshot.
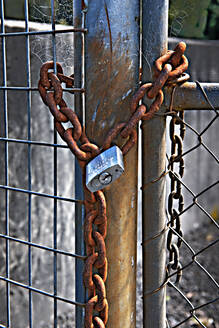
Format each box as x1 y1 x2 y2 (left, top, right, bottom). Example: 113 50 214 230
86 145 124 192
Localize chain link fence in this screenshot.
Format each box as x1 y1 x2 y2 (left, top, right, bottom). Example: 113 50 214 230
136 38 219 327
166 82 219 327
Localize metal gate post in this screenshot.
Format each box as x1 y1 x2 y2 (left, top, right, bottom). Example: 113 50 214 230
85 1 139 326
142 0 168 327
74 1 86 327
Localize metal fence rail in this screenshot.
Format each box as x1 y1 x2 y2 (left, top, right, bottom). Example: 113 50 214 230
0 0 86 327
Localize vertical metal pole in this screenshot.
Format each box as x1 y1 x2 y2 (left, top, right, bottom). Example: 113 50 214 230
51 0 58 325
142 1 168 327
24 0 33 326
85 1 139 327
74 1 86 327
0 1 10 326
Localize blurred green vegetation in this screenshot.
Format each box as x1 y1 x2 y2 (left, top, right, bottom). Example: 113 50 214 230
169 0 219 39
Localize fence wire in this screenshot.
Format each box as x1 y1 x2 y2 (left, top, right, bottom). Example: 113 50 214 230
0 1 86 327
166 83 219 328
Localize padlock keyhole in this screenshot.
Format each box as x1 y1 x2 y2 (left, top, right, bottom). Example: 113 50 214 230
99 172 112 185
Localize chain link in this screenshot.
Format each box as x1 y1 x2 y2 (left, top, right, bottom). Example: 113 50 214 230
150 42 189 285
38 41 189 326
167 87 186 284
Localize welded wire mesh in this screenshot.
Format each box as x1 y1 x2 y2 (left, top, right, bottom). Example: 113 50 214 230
0 1 86 327
166 83 219 328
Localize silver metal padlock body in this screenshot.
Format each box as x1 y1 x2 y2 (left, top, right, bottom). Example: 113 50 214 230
86 145 124 192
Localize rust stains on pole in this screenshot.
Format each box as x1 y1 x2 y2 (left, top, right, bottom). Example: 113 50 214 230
85 1 139 327
142 0 168 327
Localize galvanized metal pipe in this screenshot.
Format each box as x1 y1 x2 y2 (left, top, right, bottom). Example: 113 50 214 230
142 0 168 327
74 2 86 327
164 82 219 110
85 1 140 326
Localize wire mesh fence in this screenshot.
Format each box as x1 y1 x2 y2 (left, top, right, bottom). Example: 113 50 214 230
0 1 86 327
165 83 219 327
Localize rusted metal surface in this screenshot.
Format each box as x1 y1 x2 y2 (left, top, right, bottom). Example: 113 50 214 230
85 1 140 142
85 1 140 326
164 82 219 110
154 43 189 81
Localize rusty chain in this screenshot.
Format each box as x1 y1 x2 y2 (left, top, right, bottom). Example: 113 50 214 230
167 93 185 284
38 41 189 327
153 44 188 285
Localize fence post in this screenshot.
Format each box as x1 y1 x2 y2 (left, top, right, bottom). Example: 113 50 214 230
142 0 168 327
85 1 139 326
74 1 86 327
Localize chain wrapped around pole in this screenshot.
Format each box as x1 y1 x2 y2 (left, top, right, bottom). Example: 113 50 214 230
38 41 189 327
